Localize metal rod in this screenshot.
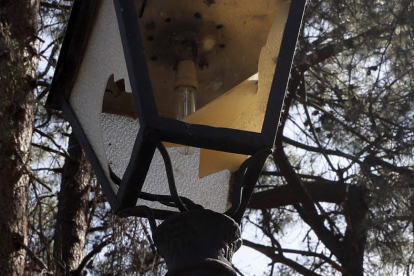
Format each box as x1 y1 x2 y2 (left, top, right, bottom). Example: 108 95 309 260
225 148 272 218
139 192 178 208
139 192 202 210
146 130 189 212
118 205 158 233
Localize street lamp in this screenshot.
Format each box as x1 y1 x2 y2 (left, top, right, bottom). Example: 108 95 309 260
48 0 306 274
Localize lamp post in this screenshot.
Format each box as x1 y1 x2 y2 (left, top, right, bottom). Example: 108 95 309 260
48 0 307 274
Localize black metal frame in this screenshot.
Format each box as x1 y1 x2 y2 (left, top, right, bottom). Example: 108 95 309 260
113 0 307 213
48 0 307 218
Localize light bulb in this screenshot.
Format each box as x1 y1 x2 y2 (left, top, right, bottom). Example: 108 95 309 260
175 85 197 155
175 85 196 120
174 60 198 155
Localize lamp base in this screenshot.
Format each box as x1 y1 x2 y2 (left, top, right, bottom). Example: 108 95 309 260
166 259 237 276
153 209 242 276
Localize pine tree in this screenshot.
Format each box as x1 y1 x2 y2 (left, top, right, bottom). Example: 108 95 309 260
0 0 39 274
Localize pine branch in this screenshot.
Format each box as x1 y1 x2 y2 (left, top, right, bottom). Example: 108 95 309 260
273 145 345 262
302 25 389 71
272 67 346 264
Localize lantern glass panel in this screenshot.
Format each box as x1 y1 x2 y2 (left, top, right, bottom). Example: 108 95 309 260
101 113 231 213
68 0 133 194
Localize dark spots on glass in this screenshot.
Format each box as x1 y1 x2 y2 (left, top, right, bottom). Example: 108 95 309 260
145 21 156 30
199 62 209 70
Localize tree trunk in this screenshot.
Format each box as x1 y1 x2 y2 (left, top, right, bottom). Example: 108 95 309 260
53 134 93 275
0 0 39 275
341 186 368 276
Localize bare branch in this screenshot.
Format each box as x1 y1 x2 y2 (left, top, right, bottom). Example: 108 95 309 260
29 173 53 192
31 142 71 159
232 264 247 276
249 181 355 209
261 170 330 182
243 239 325 276
33 167 63 173
72 239 111 275
34 129 71 158
40 2 71 11
20 242 51 274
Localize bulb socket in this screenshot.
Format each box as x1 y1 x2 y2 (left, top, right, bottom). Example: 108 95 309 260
174 60 198 89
